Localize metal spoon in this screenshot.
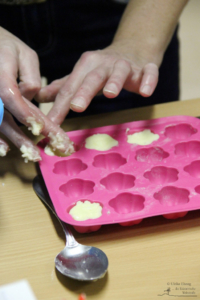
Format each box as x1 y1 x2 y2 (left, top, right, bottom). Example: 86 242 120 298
33 175 108 281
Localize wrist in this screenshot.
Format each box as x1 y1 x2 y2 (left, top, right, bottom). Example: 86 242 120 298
109 37 164 69
111 0 189 68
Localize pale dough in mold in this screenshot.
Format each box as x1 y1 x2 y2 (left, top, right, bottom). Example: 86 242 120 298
85 133 118 151
69 200 102 221
127 129 159 145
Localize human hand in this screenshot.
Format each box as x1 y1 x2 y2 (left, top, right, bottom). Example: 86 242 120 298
0 27 74 161
35 0 188 126
35 41 159 125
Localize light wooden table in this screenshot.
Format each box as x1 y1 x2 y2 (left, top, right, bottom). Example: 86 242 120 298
1 98 200 300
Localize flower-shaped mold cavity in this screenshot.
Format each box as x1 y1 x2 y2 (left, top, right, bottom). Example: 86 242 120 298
53 159 87 176
164 123 197 139
184 160 200 178
109 193 145 214
135 147 169 163
195 185 200 194
175 141 200 158
100 173 135 191
144 166 178 184
59 179 95 198
93 153 127 170
154 186 190 207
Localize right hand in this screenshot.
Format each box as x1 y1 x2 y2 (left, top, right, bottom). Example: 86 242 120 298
0 27 74 162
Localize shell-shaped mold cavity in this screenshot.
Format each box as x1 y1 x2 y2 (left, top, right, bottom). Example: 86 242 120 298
154 186 190 206
184 160 200 178
93 153 127 170
175 141 200 158
144 166 178 184
59 179 95 198
195 185 200 194
109 193 145 214
135 147 169 163
164 123 197 139
53 159 87 176
100 173 135 191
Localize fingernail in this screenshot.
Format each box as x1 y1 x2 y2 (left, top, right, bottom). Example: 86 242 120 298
104 83 118 95
141 85 152 96
70 97 86 109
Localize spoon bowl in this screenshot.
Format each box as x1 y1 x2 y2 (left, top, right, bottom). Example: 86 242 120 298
33 175 108 281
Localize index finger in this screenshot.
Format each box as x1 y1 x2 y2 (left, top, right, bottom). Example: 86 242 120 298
47 51 98 125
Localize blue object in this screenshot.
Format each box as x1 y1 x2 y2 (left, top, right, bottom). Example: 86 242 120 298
0 98 4 125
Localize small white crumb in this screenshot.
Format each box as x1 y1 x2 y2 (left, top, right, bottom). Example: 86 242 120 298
27 116 43 135
0 145 7 157
2 183 5 186
20 145 41 163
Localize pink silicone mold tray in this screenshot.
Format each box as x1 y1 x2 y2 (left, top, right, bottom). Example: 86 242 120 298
38 115 200 233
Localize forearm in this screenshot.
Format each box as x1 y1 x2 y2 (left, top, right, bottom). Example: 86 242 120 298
113 0 189 65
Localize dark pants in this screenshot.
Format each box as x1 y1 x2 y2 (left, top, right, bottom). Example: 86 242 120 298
0 0 179 117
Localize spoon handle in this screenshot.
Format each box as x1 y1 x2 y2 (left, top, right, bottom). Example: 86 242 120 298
33 175 78 247
61 222 78 247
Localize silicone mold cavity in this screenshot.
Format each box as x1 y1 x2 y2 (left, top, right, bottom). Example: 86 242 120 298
175 141 200 158
53 159 87 176
109 193 145 214
100 173 135 191
154 186 190 206
59 179 95 198
164 123 197 139
144 166 178 184
38 115 200 233
135 147 169 162
67 199 103 214
93 153 126 170
184 160 200 178
195 185 200 194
